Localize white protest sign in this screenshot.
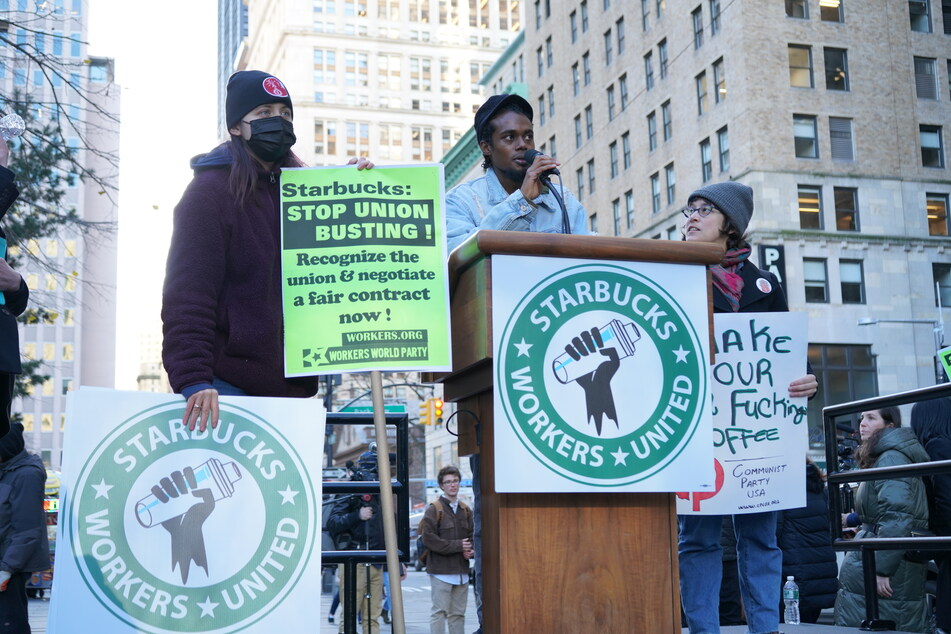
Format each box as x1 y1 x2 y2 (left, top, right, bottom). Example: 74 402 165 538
49 389 323 634
676 312 808 515
492 255 713 492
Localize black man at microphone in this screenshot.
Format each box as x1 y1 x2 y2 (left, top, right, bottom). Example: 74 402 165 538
445 94 590 252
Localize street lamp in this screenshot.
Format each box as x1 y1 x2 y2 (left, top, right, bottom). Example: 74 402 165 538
857 317 946 384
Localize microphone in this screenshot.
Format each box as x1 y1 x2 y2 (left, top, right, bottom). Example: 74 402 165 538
524 149 560 179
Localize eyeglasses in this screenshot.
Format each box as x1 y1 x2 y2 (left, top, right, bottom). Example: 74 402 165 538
442 479 461 485
680 205 719 219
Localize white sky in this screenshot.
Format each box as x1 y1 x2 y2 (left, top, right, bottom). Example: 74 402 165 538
87 0 218 389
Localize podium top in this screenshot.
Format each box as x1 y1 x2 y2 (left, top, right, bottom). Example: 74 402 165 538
448 230 723 286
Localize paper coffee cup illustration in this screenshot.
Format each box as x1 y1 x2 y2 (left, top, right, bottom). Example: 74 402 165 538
551 319 641 384
135 458 242 528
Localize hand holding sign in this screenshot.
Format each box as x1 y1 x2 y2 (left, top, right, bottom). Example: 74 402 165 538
560 327 620 436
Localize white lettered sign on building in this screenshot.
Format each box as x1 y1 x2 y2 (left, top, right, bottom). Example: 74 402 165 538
50 389 323 634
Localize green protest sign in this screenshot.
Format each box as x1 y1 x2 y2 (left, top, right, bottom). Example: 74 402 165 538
280 165 451 375
940 345 951 381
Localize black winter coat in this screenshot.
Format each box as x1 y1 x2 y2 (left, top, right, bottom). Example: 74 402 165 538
0 450 50 574
0 165 28 376
776 463 838 616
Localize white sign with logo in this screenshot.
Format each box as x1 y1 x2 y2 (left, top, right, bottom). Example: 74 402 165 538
492 255 713 493
676 312 808 515
50 389 323 634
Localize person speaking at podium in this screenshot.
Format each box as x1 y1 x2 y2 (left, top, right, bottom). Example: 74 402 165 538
445 94 589 252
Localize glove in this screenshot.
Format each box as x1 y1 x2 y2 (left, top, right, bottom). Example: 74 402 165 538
0 570 11 592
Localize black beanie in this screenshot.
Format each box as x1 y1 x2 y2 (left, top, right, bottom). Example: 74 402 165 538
0 423 24 461
225 70 293 130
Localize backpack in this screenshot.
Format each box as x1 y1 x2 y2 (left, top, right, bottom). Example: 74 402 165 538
416 499 470 567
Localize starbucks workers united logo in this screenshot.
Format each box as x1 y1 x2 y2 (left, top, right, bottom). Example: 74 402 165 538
69 402 316 633
497 263 707 486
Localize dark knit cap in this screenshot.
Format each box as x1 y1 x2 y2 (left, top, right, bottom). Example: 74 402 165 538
474 94 533 143
688 181 754 234
0 423 24 461
225 70 293 129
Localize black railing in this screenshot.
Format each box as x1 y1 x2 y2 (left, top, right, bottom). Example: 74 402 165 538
322 411 409 634
823 383 951 631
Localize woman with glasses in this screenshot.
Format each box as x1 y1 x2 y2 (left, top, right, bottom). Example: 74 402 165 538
677 181 818 634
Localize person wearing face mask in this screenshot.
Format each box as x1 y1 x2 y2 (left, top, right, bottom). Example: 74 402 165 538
834 407 931 633
162 71 373 430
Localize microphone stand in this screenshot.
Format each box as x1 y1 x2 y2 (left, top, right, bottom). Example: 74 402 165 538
540 173 571 235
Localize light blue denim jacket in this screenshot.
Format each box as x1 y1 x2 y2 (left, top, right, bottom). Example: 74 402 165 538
445 168 589 252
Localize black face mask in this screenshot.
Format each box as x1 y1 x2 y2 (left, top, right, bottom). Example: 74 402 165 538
243 116 296 163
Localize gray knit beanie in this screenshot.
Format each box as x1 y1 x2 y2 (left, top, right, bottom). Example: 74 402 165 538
688 181 754 234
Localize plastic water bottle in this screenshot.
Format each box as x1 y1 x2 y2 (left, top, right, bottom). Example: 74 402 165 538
783 575 801 625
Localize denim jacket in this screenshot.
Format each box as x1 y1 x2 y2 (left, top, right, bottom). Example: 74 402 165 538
445 168 589 252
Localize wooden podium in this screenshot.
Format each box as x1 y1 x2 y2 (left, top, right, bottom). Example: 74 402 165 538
435 230 722 633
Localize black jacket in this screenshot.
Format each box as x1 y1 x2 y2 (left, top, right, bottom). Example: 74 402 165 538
326 493 386 551
776 463 839 615
0 165 28 375
712 261 787 315
0 450 50 574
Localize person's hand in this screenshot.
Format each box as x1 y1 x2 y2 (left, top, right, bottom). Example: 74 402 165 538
347 156 374 170
184 389 219 432
0 259 21 293
876 575 893 598
400 563 407 581
519 152 559 203
0 137 9 168
788 374 818 399
358 506 374 521
462 537 474 559
0 570 10 591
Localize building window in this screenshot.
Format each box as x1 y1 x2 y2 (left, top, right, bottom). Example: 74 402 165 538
824 48 849 91
546 37 553 68
658 39 669 78
910 0 931 32
665 163 676 204
576 167 585 200
644 51 654 90
794 114 819 159
583 52 591 85
657 0 666 17
692 6 704 49
934 262 951 306
641 0 650 31
589 214 598 233
921 125 945 167
710 0 721 34
607 85 616 120
834 187 859 231
616 18 626 54
661 100 672 140
647 112 657 151
696 71 709 115
534 0 542 28
717 126 730 172
587 159 596 194
821 0 844 21
625 190 635 227
804 258 829 303
570 10 578 42
622 132 632 169
798 185 823 229
572 63 580 96
585 105 594 139
928 193 950 236
829 117 854 161
840 260 865 304
581 0 589 31
536 47 544 77
604 30 613 65
651 173 661 213
548 86 555 118
538 96 546 126
788 44 814 88
713 57 726 103
619 74 630 109
610 141 619 178
786 0 808 18
914 57 938 99
574 115 583 148
700 138 712 182
612 198 621 235
806 344 878 449
944 0 951 33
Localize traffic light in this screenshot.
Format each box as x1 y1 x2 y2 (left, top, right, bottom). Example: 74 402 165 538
419 399 431 425
432 398 444 425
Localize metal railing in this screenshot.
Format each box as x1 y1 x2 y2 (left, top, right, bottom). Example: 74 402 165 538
824 382 951 631
322 411 409 634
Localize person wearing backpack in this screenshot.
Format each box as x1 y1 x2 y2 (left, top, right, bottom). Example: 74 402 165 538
420 465 474 634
